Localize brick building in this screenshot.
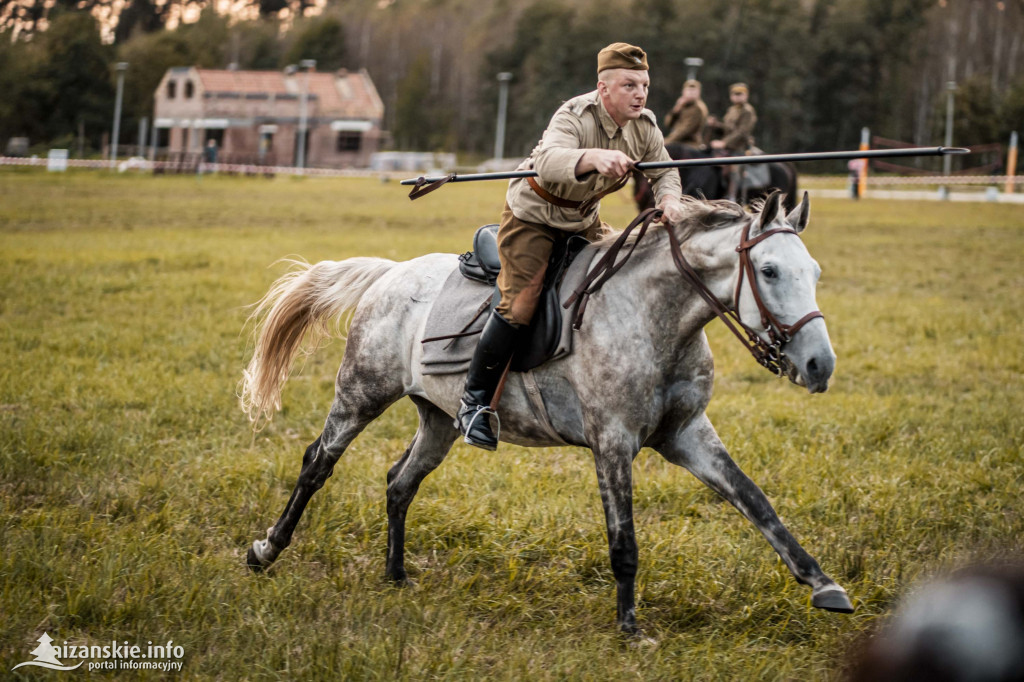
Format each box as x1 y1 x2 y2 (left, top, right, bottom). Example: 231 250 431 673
152 66 385 168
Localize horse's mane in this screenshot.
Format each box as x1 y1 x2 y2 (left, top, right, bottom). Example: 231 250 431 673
594 195 747 248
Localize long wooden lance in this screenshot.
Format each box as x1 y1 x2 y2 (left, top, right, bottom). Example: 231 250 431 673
401 146 969 200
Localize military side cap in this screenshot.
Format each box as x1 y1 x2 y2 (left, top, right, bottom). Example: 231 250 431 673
730 82 749 94
597 43 648 74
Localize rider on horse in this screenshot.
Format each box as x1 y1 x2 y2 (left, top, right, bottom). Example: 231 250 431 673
455 42 686 450
663 79 709 150
711 82 758 202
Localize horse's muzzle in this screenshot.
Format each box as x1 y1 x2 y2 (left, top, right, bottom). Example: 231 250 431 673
796 352 834 394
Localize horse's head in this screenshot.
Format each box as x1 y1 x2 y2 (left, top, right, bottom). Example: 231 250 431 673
737 190 835 393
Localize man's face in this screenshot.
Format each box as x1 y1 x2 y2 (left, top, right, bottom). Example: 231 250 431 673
598 69 650 127
730 89 748 105
682 85 701 103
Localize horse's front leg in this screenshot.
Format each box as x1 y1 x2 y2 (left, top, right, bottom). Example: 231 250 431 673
655 414 854 613
592 439 641 634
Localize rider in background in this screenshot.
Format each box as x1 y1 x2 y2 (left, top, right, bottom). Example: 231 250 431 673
663 79 708 150
711 82 757 201
454 42 685 451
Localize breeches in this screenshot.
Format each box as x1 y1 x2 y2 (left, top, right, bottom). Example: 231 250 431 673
495 203 605 327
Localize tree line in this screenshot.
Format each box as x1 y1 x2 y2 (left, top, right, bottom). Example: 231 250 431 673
1 0 1021 168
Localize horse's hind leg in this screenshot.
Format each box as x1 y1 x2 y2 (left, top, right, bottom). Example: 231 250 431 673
246 381 398 572
655 414 854 613
385 397 458 583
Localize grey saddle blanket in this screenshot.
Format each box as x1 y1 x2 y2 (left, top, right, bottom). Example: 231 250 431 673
420 247 600 375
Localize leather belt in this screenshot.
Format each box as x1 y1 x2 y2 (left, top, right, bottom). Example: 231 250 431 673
527 177 582 209
527 175 629 215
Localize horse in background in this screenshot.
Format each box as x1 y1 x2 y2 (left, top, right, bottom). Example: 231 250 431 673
634 142 798 212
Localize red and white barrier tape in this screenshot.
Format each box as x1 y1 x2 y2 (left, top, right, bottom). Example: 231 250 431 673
858 174 1022 186
0 156 416 179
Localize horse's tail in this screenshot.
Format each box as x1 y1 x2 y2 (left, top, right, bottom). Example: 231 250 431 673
240 257 397 427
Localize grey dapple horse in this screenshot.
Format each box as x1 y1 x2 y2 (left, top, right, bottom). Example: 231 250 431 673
240 191 854 633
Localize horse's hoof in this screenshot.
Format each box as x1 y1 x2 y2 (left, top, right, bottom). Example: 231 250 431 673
246 546 265 573
618 619 640 637
627 634 659 649
812 586 855 613
385 572 414 588
246 540 274 573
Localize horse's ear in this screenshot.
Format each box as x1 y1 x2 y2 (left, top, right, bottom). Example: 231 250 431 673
753 189 784 235
785 191 810 233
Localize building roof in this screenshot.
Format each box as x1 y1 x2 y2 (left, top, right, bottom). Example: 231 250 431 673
194 68 384 120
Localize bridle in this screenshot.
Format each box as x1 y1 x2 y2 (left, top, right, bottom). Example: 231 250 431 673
685 215 823 376
566 207 824 378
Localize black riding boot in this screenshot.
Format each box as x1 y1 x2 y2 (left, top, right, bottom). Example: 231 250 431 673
456 310 519 450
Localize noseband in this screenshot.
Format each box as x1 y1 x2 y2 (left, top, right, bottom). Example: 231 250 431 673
566 208 823 378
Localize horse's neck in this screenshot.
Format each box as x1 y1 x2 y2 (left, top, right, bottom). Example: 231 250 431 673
681 223 744 306
649 221 744 321
602 221 744 348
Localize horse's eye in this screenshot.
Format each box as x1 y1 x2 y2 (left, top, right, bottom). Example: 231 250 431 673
760 265 779 279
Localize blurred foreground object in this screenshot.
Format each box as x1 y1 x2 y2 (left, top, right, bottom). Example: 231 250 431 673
850 564 1024 682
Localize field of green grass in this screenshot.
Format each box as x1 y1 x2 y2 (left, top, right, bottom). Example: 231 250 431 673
1 168 1022 680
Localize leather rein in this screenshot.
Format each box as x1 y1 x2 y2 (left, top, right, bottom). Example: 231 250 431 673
566 207 823 378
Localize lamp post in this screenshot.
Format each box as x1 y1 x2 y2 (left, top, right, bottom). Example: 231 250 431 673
940 80 956 198
684 57 704 81
943 80 956 176
296 59 317 171
138 117 147 158
110 62 128 169
494 72 513 161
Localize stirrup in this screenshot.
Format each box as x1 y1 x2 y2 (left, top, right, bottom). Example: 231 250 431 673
455 404 500 450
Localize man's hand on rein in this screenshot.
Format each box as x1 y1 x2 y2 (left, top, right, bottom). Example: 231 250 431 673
657 196 686 226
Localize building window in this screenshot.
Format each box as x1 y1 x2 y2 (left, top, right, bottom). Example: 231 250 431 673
167 80 176 99
184 80 194 99
337 132 362 152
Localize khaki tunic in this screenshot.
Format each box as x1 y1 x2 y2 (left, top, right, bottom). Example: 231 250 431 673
664 99 708 146
495 90 681 325
505 90 682 232
722 102 757 151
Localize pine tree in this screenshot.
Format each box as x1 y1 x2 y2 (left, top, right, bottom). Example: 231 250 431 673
28 632 62 666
